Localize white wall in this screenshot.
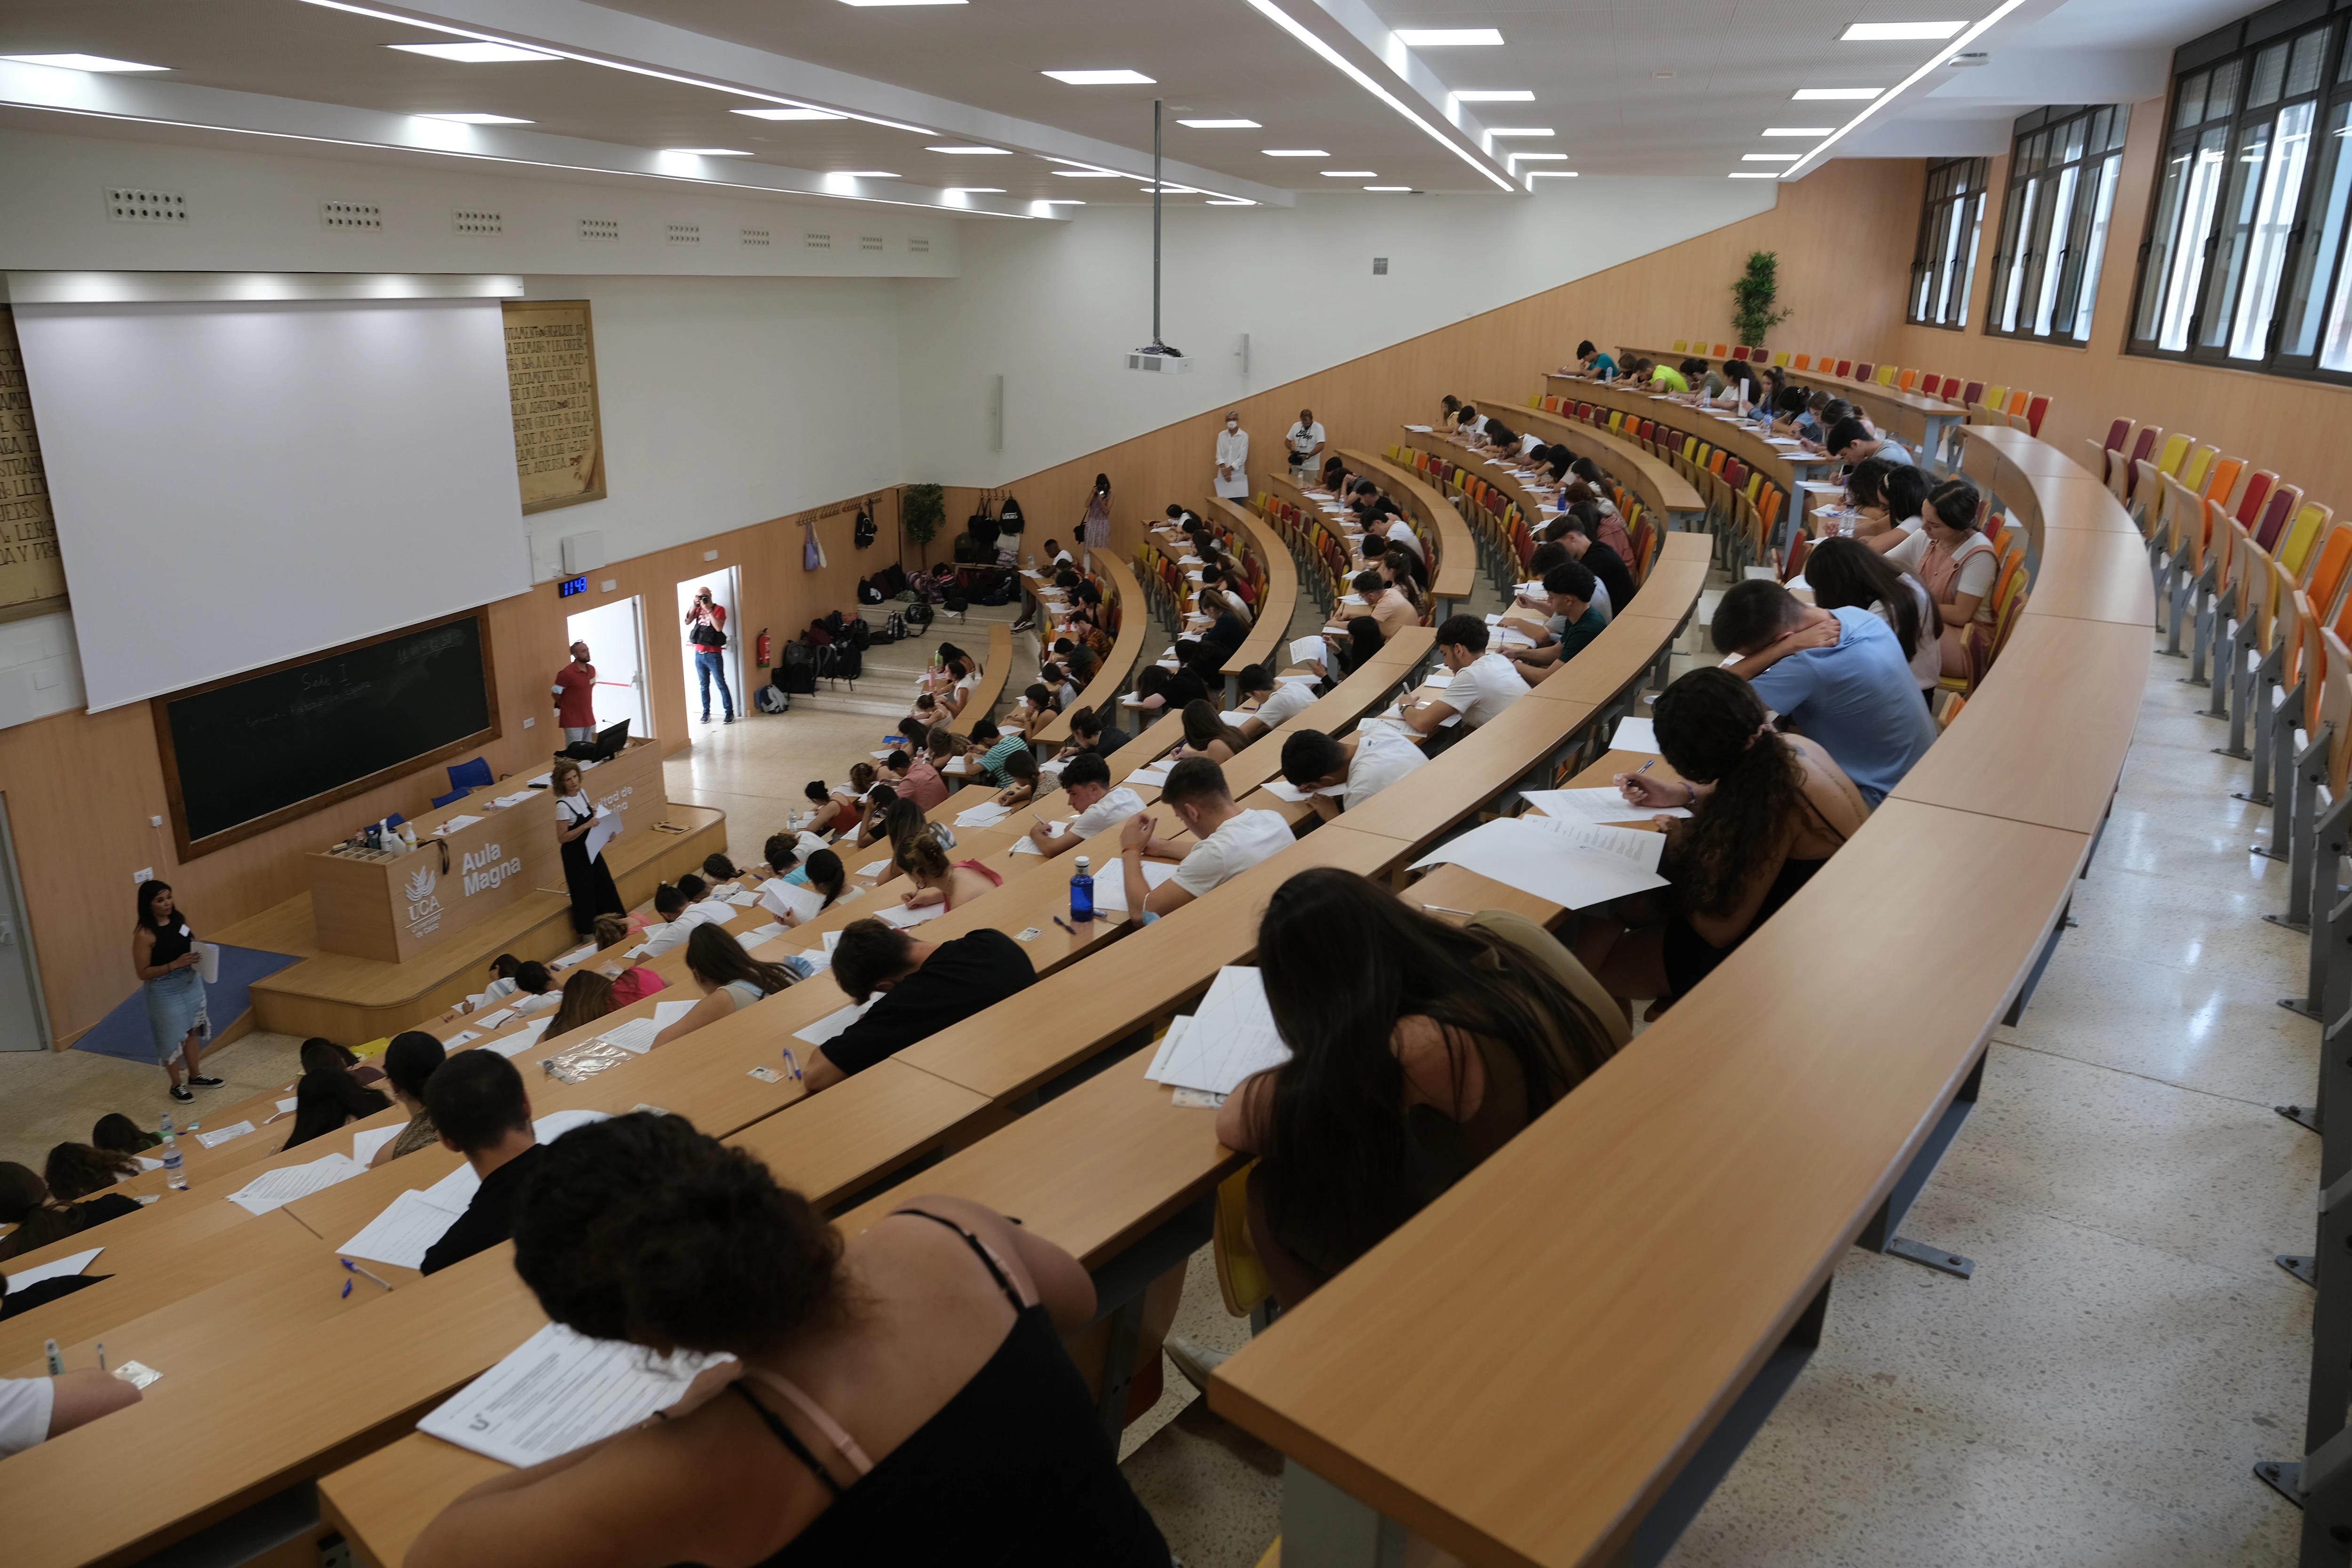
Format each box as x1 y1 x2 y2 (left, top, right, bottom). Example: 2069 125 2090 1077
515 274 903 573
0 611 85 730
891 179 1778 485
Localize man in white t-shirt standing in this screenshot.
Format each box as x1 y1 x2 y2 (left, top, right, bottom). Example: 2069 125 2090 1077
1406 614 1532 737
1027 752 1146 861
1118 757 1293 917
1286 407 1327 479
1278 722 1428 820
1232 665 1320 742
1215 411 1251 500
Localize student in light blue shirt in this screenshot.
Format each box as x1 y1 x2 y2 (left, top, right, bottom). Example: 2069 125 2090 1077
1709 580 1937 807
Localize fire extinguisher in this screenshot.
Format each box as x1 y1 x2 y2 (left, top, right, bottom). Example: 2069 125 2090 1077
755 628 772 668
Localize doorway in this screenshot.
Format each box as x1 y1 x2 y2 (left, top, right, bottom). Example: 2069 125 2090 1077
564 595 650 740
0 794 53 1050
675 567 744 726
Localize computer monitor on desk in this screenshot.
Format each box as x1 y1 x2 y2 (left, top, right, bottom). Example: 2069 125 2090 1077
566 720 629 762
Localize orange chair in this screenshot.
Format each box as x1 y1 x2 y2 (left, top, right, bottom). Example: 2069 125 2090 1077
1793 353 1812 369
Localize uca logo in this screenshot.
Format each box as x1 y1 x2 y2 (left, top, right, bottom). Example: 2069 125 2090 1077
405 865 445 939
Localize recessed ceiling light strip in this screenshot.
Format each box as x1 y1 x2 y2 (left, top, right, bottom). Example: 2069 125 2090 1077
1780 0 2031 179
1236 0 1513 191
295 0 935 134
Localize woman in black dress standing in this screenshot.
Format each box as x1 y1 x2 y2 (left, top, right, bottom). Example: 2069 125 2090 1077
550 757 623 935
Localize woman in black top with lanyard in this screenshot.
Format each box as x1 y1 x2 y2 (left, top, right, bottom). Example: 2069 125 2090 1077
132 880 221 1104
408 1114 1171 1568
550 757 623 936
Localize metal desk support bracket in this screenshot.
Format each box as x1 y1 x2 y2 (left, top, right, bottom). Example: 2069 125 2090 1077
2260 1166 2352 1552
2282 788 2352 1017
1087 1196 1212 1445
1855 1051 1983 1280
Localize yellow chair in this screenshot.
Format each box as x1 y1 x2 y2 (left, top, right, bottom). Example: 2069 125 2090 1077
1213 1164 1274 1323
1875 365 1899 386
1983 383 2010 412
1773 350 1791 366
1671 339 1688 351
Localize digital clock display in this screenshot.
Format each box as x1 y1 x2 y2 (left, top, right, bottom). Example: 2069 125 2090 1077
559 575 588 597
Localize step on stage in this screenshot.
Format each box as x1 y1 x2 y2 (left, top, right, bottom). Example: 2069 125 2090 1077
214 771 724 1043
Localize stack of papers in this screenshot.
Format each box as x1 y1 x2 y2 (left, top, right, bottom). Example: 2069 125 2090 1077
352 1125 402 1165
339 1187 467 1270
492 790 536 809
475 1008 516 1030
875 901 947 929
433 814 484 836
726 890 760 907
652 999 697 1030
1089 860 1179 914
4 1247 104 1295
759 879 829 923
795 999 876 1045
594 1018 662 1055
487 1020 550 1058
1144 968 1291 1094
743 921 791 944
1260 780 1345 804
954 802 1013 828
550 943 597 971
419 1322 730 1469
1407 816 1669 911
1290 636 1330 665
225 1152 365 1216
856 858 893 879
1611 716 1660 752
1128 760 1176 788
1523 786 1691 822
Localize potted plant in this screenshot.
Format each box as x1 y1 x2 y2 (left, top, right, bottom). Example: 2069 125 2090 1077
900 483 946 570
1732 251 1794 350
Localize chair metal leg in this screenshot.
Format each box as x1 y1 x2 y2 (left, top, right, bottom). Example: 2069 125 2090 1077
2187 564 2220 685
2272 719 2333 936
2259 676 2307 853
2209 615 2239 720
2161 555 2191 656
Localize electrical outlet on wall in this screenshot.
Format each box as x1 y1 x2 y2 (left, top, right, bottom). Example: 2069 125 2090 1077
523 716 535 728
133 867 154 883
150 816 162 827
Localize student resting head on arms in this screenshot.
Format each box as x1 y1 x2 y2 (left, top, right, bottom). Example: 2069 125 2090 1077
993 747 1040 809
650 925 805 1048
1278 719 1427 821
700 853 740 891
280 1066 390 1152
0 1161 141 1263
1174 699 1247 764
801 920 1037 1094
549 970 619 1037
1210 868 1624 1310
1572 667 1870 1020
1232 663 1320 742
1408 615 1530 737
1802 536 1940 696
894 832 1003 913
594 913 669 1005
41 1142 140 1202
372 1030 446 1166
418 1051 540 1276
1709 578 1939 807
90 1113 160 1156
1866 462 1933 556
406 1114 1170 1568
1118 757 1295 920
1027 750 1145 860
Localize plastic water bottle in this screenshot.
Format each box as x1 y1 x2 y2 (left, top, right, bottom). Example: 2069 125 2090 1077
159 1114 187 1191
1070 856 1095 923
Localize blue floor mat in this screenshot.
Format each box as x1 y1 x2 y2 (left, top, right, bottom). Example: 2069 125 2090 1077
72 945 302 1062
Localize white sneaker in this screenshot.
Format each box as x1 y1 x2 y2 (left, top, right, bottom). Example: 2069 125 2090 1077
1163 1336 1231 1397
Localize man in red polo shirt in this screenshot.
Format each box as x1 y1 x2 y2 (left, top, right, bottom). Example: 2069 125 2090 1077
553 641 597 744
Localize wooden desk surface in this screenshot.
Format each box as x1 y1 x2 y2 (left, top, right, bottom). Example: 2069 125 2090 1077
1545 378 1808 495
1605 347 1958 444
1494 399 1705 519
1210 801 2091 1568
1396 429 1555 540
2020 528 2161 626
1206 495 1304 677
1341 447 1478 602
1961 423 2094 482
1032 557 1149 747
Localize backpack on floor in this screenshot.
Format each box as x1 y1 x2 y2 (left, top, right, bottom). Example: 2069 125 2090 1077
906 600 933 629
755 683 788 713
829 644 863 682
881 610 908 643
846 616 872 651
779 643 818 695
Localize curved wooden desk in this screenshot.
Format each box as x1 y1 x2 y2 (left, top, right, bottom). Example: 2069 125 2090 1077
1489 397 1705 531
1341 446 1479 615
1033 557 1150 748
1206 495 1303 678
1607 344 1964 458
1208 424 2152 1568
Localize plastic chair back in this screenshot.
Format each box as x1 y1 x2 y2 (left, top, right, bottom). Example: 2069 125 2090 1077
446 756 494 792
1793 353 1812 369
2255 486 2302 551
2177 443 2218 492
1672 339 1688 351
1898 368 1918 391
1959 380 1985 406
2024 395 2050 435
2233 470 2276 528
2201 455 2244 511
1711 342 1728 357
431 788 470 810
1835 359 1852 377
2307 525 2352 618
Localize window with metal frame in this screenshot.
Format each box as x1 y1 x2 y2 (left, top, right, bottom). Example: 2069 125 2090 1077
1984 105 2129 345
1908 156 1988 329
2129 8 2350 377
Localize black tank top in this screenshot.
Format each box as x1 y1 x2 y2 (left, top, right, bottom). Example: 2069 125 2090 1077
718 1210 1171 1568
146 917 194 968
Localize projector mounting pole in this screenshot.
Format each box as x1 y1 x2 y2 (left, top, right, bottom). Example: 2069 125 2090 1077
1152 98 1164 350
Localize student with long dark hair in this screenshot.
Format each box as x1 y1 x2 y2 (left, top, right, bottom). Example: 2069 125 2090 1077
0 1162 141 1263
406 1115 1171 1567
1573 668 1868 1015
552 757 625 937
1080 471 1113 570
42 1142 140 1202
548 970 619 1038
373 1031 447 1166
1173 699 1248 764
132 879 219 1103
280 1067 391 1151
1803 536 1940 695
649 925 805 1048
1215 869 1624 1305
90 1113 160 1156
895 833 1003 913
1896 476 2000 677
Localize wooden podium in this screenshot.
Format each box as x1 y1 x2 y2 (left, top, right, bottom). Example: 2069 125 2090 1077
306 740 666 963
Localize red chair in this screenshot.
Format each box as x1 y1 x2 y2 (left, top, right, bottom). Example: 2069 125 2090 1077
2098 417 2128 456
1958 380 1985 406
2233 471 2277 529
1731 345 1750 360
2023 394 2050 436
2255 486 2303 551
1853 362 1874 381
1835 359 1852 377
1782 532 1812 582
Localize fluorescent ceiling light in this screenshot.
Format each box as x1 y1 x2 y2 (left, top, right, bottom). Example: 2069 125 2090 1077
1052 168 1123 177
1526 171 1578 181
388 40 558 62
1395 28 1503 45
1508 151 1568 165
1741 153 1802 162
1240 0 1513 191
840 0 966 5
1840 20 1965 40
1037 199 1086 205
1042 69 1155 85
1783 0 2031 181
1793 86 1882 99
835 169 900 177
1321 169 1378 177
1179 118 1260 128
1263 148 1329 157
1207 198 1255 206
927 144 1009 154
733 106 843 120
1763 126 1833 136
1729 172 1780 179
1365 185 1412 191
420 111 532 124
946 186 1005 193
1452 89 1534 102
1 52 169 72
668 147 752 156
1487 127 1553 137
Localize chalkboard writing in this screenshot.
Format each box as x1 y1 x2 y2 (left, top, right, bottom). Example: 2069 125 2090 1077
155 610 499 858
0 307 66 618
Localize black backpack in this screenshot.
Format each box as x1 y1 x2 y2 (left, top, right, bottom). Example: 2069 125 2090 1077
853 503 877 549
858 578 884 605
846 616 872 651
779 642 818 694
881 611 907 643
830 644 863 681
998 495 1025 535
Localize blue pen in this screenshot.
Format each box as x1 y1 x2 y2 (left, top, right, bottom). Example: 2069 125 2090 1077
341 1258 393 1292
779 1047 803 1082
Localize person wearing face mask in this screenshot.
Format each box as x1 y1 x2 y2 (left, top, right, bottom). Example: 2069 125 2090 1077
1214 410 1250 501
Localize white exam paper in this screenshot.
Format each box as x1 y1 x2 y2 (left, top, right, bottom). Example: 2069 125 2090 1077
758 878 828 924
795 999 876 1046
418 1321 729 1470
1522 786 1691 823
1144 968 1291 1095
338 1187 466 1271
1611 716 1660 753
1088 859 1179 914
652 999 697 1029
4 1247 103 1295
195 1121 255 1150
1406 816 1668 912
875 901 947 930
352 1125 402 1165
225 1152 365 1216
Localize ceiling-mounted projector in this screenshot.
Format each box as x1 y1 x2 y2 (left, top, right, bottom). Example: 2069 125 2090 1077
1128 345 1193 374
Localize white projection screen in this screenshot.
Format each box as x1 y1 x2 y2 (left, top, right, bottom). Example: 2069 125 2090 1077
14 296 530 711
